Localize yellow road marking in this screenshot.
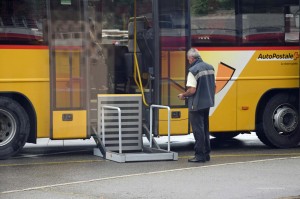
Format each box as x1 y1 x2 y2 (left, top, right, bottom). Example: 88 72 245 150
179 153 300 159
1 153 300 167
0 159 103 167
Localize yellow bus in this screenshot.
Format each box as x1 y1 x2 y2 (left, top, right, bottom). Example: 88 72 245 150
0 0 299 159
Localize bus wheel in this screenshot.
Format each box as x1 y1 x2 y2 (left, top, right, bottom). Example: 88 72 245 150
0 97 30 159
210 132 240 140
257 93 299 148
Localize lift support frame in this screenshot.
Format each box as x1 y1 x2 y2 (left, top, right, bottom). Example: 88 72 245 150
93 94 178 163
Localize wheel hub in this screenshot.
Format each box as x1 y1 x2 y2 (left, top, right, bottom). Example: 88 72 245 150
0 109 17 146
273 106 298 133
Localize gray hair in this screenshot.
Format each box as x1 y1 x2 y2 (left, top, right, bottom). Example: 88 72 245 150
187 48 201 59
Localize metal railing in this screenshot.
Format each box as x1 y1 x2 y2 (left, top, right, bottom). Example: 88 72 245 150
101 106 122 154
150 105 171 152
101 104 171 154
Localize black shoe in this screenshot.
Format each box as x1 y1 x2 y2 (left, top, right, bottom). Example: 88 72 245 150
188 157 206 163
205 155 210 161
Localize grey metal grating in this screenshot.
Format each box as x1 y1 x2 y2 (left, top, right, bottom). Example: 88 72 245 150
97 95 142 152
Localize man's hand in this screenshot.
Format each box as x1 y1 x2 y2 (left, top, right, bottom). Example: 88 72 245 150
178 93 185 100
178 87 195 100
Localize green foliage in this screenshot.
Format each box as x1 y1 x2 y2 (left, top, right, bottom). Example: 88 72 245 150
191 0 235 15
191 0 209 15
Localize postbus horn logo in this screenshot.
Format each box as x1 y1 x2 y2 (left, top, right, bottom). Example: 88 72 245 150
215 62 235 93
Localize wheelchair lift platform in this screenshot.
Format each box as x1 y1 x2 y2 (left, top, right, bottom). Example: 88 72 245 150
93 94 178 163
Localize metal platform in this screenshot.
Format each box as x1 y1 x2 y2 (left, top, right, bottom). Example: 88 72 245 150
93 147 178 163
93 94 178 163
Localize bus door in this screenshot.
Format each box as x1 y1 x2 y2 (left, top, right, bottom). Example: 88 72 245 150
48 0 104 139
154 0 190 135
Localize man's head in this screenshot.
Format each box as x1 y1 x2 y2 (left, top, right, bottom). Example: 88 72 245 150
187 48 201 64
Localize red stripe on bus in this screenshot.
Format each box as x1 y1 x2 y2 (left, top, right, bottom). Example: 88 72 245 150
0 45 48 49
0 45 298 51
0 45 82 50
195 46 300 51
0 33 43 40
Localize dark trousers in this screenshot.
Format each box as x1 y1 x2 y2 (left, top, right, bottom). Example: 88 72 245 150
189 108 211 159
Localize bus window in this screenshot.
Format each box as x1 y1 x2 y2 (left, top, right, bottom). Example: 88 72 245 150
159 0 189 106
190 0 237 46
241 1 300 46
241 1 285 45
0 0 47 45
284 6 299 43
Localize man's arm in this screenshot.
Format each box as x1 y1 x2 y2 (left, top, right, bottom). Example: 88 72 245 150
178 71 197 100
178 87 196 100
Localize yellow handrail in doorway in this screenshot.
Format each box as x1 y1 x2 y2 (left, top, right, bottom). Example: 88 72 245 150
133 0 149 106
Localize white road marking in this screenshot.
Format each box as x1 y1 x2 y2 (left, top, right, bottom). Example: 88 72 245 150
257 188 286 190
2 156 300 194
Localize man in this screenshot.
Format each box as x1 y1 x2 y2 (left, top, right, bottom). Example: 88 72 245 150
178 48 215 163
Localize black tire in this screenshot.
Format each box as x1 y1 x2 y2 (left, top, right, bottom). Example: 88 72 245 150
210 132 240 140
256 93 299 148
0 97 30 159
256 128 276 148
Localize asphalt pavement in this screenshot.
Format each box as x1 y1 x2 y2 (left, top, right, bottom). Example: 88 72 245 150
1 133 300 199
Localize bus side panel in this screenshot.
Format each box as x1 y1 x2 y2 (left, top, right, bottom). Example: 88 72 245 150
202 48 299 132
0 48 50 138
237 79 299 131
209 83 237 132
158 108 189 136
237 49 300 130
52 110 87 139
198 50 256 132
